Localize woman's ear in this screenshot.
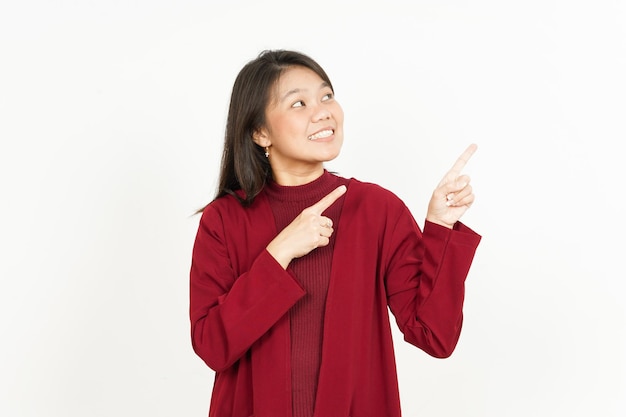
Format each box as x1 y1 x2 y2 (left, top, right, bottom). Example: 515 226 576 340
252 128 271 147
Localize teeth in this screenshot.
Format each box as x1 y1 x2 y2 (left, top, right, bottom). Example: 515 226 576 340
308 129 333 140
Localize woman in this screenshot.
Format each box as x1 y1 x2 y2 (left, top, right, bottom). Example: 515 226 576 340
189 49 481 417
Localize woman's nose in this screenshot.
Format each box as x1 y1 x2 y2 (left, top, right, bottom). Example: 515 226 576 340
312 107 331 121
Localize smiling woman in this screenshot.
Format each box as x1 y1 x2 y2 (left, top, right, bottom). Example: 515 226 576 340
189 49 481 417
251 66 344 185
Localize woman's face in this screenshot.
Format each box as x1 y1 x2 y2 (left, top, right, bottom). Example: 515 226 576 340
254 65 344 178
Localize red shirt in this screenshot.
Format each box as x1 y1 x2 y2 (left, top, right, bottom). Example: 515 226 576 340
264 173 350 417
190 173 481 417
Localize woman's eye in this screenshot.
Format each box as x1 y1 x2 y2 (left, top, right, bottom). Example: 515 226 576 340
322 93 333 101
292 100 304 108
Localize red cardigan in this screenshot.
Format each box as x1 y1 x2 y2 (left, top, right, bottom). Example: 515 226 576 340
190 177 481 417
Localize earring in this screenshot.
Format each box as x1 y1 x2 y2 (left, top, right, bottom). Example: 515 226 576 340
264 147 269 158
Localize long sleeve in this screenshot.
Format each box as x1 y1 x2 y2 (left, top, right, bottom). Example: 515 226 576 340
189 204 306 372
384 206 481 358
189 179 482 417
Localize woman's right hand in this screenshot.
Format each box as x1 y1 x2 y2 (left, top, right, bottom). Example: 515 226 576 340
266 185 347 269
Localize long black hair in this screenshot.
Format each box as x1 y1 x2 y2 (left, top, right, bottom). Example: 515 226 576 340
205 49 334 210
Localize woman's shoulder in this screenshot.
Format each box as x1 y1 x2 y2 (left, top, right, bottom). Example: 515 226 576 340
348 177 401 199
345 176 407 211
199 191 267 222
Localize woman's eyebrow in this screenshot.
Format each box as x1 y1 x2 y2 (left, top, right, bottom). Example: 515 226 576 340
280 88 304 102
279 82 330 102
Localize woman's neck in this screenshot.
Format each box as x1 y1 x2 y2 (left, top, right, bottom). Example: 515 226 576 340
270 165 325 186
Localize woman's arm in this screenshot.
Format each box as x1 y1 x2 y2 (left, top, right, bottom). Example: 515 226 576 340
385 208 481 358
189 205 305 372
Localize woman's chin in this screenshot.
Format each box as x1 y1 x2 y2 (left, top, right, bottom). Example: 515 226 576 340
320 147 342 162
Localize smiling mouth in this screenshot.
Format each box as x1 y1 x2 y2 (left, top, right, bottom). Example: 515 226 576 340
308 129 334 140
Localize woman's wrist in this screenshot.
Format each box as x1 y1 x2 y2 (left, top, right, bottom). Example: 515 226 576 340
425 216 455 229
266 242 292 269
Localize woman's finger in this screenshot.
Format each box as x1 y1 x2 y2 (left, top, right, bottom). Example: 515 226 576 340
320 217 333 228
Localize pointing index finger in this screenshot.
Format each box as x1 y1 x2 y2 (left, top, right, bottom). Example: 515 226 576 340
447 143 477 177
310 185 347 214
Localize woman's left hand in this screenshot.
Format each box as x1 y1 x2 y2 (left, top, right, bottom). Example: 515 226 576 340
426 144 477 229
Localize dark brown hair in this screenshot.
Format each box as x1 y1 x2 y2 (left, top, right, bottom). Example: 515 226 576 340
201 49 334 210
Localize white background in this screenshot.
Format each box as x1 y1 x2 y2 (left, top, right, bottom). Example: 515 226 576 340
1 1 624 416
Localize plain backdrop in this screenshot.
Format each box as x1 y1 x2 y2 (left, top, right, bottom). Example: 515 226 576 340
1 1 624 416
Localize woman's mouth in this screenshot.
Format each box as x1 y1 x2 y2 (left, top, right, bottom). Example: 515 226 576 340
308 129 334 141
